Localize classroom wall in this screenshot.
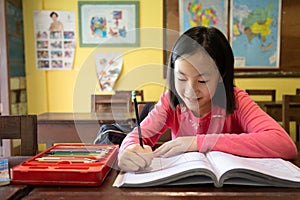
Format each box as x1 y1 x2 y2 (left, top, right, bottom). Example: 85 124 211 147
235 78 300 101
23 0 165 114
22 0 300 114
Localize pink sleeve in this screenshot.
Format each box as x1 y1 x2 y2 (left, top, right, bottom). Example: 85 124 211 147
119 92 171 151
197 88 297 160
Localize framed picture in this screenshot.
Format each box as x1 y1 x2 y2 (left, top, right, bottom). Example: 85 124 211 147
78 1 139 47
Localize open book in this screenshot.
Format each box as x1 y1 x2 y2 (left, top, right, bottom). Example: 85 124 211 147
113 151 300 188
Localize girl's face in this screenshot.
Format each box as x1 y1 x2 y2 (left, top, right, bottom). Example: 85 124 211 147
51 14 58 21
174 51 220 117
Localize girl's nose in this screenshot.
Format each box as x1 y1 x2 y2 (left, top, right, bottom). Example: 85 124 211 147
185 81 199 96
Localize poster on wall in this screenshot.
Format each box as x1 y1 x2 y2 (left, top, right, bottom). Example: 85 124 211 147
95 52 123 91
230 0 281 68
34 10 76 70
179 0 228 37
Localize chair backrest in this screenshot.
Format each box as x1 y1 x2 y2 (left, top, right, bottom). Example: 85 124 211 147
245 89 276 102
282 95 300 134
91 91 133 113
296 88 300 95
0 115 38 156
91 90 144 113
134 90 144 102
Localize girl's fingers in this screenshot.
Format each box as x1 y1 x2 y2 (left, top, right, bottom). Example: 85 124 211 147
154 141 174 157
118 145 154 171
154 139 186 157
118 151 146 171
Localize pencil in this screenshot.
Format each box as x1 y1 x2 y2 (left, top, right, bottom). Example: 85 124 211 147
132 91 144 148
36 157 97 163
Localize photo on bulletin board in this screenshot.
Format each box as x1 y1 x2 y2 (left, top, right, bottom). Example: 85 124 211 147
179 0 228 37
34 10 76 70
78 1 140 47
230 0 282 69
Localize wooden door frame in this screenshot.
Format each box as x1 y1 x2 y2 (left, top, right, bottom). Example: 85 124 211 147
0 0 10 115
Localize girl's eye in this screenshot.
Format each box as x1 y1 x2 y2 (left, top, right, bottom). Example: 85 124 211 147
176 77 186 81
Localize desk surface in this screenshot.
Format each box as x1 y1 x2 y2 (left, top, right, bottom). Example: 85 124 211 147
19 158 300 200
0 184 31 200
23 170 300 200
38 112 134 124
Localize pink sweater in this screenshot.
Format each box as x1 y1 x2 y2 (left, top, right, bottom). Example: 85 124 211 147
120 87 297 159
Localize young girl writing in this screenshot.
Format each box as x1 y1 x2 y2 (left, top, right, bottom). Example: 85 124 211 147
118 26 297 172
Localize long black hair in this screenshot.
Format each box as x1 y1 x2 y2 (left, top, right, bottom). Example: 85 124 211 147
167 26 236 114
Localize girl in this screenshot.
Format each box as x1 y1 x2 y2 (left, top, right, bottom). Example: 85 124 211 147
118 26 297 172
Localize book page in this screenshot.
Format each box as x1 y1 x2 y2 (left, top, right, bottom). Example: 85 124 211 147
113 152 215 187
207 151 300 183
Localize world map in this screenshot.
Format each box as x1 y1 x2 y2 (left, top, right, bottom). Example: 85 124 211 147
180 0 228 36
231 0 281 68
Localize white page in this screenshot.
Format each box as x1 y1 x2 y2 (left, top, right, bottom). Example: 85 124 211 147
115 152 214 186
207 151 300 182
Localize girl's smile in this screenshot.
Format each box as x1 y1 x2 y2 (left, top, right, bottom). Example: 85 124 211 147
183 95 201 104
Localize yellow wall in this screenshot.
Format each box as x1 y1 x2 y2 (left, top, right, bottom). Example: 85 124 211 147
235 78 300 101
23 0 300 114
23 0 165 114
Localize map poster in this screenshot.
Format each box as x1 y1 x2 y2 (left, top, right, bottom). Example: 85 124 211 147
179 0 228 37
34 11 76 70
230 0 281 68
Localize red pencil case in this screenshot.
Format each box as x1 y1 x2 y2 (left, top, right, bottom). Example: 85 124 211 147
10 143 119 186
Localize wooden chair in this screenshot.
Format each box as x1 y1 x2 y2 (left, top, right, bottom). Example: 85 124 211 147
91 90 144 113
134 90 144 102
282 95 300 141
245 89 276 102
91 91 133 113
0 115 38 156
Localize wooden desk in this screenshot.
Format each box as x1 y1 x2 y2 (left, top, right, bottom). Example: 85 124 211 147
263 102 300 121
18 155 300 200
2 149 300 199
38 112 134 148
0 184 31 200
1 156 32 200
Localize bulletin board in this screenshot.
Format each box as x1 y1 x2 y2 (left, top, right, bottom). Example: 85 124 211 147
163 0 300 78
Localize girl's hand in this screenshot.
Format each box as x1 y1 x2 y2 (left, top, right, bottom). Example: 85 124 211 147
118 144 153 172
154 136 197 158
